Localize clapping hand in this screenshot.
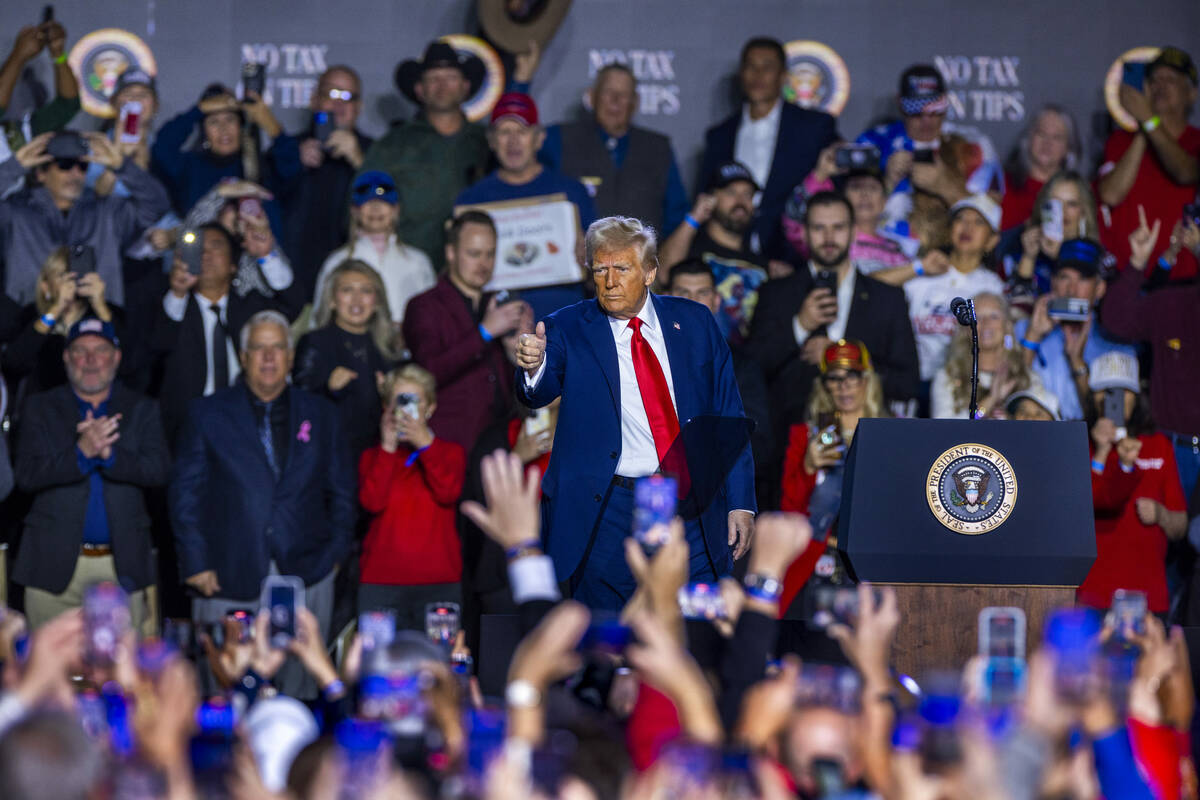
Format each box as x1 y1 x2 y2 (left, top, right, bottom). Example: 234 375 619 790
77 409 121 460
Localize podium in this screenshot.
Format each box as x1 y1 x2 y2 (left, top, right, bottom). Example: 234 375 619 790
837 419 1096 676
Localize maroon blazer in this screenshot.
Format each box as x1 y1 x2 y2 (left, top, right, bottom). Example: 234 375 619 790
402 277 513 450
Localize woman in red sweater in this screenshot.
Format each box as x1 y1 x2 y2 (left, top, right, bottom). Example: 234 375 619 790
1076 353 1187 616
358 364 467 631
778 340 887 614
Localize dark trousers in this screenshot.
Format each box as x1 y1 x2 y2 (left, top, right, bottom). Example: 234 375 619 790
357 581 462 634
570 481 717 612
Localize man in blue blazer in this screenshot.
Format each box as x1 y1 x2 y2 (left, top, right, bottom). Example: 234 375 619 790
697 37 839 258
169 310 356 688
515 216 756 610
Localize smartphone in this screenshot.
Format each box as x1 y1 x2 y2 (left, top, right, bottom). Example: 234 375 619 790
834 143 880 172
812 269 837 294
104 688 136 757
359 609 397 652
1041 198 1064 242
578 613 632 656
394 391 420 422
983 657 1025 707
260 575 304 649
83 581 132 667
632 475 677 556
1122 61 1146 91
225 609 254 644
190 699 235 793
524 407 552 437
241 62 266 99
811 585 859 629
69 243 96 276
1046 296 1090 322
177 228 204 275
118 101 142 145
978 606 1026 659
1109 589 1147 639
1044 607 1102 702
312 110 336 144
1103 388 1127 429
425 602 460 654
41 4 53 23
677 583 728 621
238 197 265 220
1183 202 1200 226
912 147 936 164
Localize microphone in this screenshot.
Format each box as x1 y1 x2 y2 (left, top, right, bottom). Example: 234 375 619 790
950 296 975 326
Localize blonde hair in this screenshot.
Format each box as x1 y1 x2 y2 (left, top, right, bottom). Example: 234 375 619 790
35 247 74 333
1030 170 1099 241
314 259 398 361
585 215 658 270
944 292 1032 411
380 363 437 406
806 369 887 429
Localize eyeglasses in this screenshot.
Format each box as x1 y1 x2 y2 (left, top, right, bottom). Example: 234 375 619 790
822 372 864 388
325 88 357 102
53 158 86 172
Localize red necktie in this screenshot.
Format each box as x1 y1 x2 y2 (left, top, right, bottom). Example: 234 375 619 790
628 317 681 469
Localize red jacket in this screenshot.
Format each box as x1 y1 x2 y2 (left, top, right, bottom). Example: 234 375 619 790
1077 434 1185 614
779 423 834 615
358 439 466 585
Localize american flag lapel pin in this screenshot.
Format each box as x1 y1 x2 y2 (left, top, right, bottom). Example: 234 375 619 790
673 321 680 330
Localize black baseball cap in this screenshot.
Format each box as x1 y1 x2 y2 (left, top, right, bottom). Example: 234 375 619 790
709 161 759 192
66 317 120 348
899 64 948 115
1147 46 1198 86
1053 238 1103 278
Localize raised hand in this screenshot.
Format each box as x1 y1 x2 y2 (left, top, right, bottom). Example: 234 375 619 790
460 450 543 550
1128 204 1161 271
516 320 548 375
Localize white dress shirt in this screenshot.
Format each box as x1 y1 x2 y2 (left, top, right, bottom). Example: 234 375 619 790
792 264 857 346
733 98 783 201
162 292 240 395
526 297 677 477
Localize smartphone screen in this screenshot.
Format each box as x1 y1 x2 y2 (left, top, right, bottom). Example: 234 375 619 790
268 585 296 645
1122 61 1146 91
632 475 677 555
1103 388 1127 426
119 101 142 144
979 607 1025 659
1041 198 1064 242
177 228 204 275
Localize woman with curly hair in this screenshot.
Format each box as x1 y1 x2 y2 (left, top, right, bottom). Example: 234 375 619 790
930 291 1041 419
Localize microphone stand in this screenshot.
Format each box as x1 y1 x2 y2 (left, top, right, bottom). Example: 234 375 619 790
965 299 979 420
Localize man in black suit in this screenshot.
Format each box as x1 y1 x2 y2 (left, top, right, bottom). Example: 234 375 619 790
13 318 169 632
153 224 277 446
170 310 355 695
748 191 918 467
698 37 839 258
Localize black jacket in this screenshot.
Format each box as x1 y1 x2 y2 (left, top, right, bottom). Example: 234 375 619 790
747 268 919 429
14 383 169 593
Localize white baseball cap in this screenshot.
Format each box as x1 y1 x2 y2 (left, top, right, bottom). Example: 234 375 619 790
949 194 1002 233
1088 351 1140 394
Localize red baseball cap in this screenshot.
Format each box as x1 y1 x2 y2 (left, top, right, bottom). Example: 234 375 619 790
490 92 539 127
820 339 873 373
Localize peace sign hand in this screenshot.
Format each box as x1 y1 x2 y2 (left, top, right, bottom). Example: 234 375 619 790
1128 204 1161 271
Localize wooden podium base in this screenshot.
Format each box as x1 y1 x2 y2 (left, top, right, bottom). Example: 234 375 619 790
881 584 1076 678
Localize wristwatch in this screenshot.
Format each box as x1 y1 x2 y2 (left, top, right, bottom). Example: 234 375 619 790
1071 363 1089 378
505 679 542 709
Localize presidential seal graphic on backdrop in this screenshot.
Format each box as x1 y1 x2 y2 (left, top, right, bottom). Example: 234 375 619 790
783 40 850 116
441 34 504 123
68 29 157 118
926 443 1017 535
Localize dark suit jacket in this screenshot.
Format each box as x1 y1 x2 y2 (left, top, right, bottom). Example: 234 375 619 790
517 295 756 581
747 269 919 430
402 277 512 451
151 290 276 446
698 102 839 257
168 382 356 601
13 383 169 593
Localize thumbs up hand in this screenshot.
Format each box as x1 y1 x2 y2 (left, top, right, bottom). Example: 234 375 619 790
517 320 548 376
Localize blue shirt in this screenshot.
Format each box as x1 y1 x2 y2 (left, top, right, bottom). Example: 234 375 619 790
74 392 115 544
539 123 689 234
1014 317 1137 421
455 168 595 320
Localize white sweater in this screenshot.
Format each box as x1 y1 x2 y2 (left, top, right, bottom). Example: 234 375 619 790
312 234 436 325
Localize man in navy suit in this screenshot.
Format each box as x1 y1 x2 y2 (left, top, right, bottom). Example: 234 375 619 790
169 310 355 694
515 216 756 611
697 37 840 258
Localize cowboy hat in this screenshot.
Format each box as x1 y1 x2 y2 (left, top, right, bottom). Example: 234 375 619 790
477 0 573 54
394 40 486 105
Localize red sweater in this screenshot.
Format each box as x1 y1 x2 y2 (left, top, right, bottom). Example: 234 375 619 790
1077 434 1185 614
358 439 466 585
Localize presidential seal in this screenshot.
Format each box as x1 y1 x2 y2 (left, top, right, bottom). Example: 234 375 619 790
783 40 850 117
926 443 1017 535
1103 46 1159 133
67 28 157 119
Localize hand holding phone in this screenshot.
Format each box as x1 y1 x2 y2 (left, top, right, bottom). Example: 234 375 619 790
118 101 143 144
260 575 304 649
1041 198 1064 243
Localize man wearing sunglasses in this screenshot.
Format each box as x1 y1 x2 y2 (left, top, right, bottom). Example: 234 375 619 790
0 129 170 310
282 66 375 300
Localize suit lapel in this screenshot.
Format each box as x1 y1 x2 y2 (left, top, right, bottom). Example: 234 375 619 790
762 103 791 201
844 271 871 340
580 300 620 411
226 384 275 479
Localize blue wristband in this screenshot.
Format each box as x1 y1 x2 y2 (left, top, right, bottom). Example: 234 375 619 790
404 443 431 467
745 586 781 604
504 539 542 560
322 678 346 700
912 258 925 277
1157 255 1173 272
1091 459 1105 473
39 313 56 329
478 323 493 342
684 214 700 230
1019 338 1041 354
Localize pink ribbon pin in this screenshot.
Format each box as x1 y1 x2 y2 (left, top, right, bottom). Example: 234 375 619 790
297 420 312 443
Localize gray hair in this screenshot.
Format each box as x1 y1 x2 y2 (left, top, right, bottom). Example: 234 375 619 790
1008 105 1082 186
585 215 658 270
240 309 294 352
